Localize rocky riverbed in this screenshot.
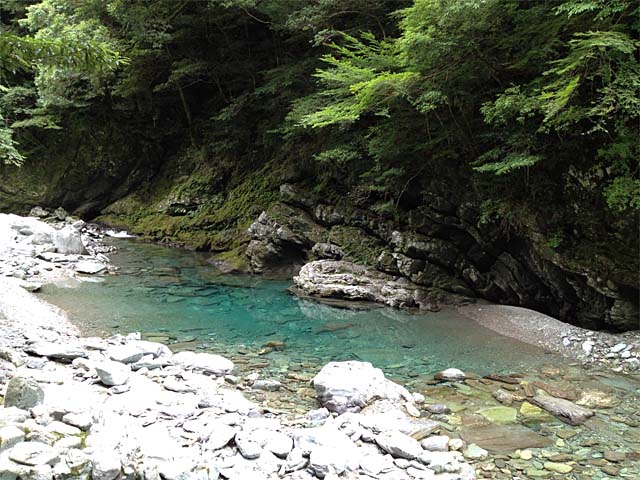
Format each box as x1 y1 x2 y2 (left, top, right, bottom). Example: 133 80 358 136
1 211 639 480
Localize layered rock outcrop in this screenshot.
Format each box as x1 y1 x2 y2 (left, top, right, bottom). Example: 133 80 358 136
247 184 639 330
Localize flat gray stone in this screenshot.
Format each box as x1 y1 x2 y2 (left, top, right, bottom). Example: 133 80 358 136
8 442 59 466
375 431 423 460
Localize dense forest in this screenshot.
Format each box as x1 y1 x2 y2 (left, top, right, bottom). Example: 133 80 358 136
0 0 638 330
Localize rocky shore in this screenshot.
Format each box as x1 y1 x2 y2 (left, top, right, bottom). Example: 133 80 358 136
1 212 639 480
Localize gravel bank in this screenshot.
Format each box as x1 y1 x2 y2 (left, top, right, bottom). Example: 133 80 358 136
458 304 640 373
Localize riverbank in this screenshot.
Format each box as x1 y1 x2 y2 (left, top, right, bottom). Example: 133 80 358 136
458 304 640 374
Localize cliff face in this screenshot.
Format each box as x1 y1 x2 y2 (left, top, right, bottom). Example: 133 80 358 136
2 152 637 331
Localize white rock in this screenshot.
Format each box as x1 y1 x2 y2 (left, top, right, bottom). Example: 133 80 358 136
418 451 461 473
54 436 82 450
46 421 81 437
62 412 93 431
463 443 488 460
26 342 88 360
204 422 236 450
435 368 466 381
106 345 144 364
173 351 234 376
309 445 354 478
75 260 107 275
8 442 59 466
91 450 121 480
609 343 627 353
252 379 282 391
312 361 414 414
130 340 172 358
95 361 130 386
420 435 450 452
375 431 423 460
582 340 595 355
53 226 86 255
293 426 355 456
235 432 262 459
265 432 293 458
0 426 25 451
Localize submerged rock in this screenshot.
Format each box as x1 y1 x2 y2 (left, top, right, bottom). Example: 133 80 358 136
75 260 107 274
530 393 594 425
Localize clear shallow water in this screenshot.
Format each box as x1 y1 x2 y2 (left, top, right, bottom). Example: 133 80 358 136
40 239 559 382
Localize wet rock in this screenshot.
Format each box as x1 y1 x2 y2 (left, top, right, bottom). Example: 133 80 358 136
492 389 514 406
435 368 466 382
420 435 450 452
544 462 572 473
252 379 282 392
575 389 618 409
426 404 450 415
75 260 107 274
603 450 625 462
418 451 461 474
530 393 594 425
4 376 44 409
463 443 488 460
312 361 414 414
460 424 552 453
375 431 423 460
477 406 517 424
95 361 130 386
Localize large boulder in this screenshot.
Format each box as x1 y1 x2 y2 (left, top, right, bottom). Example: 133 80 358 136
293 260 441 310
4 376 44 409
312 361 414 414
52 226 86 255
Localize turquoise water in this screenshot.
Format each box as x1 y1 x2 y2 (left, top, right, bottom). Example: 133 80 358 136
40 239 558 382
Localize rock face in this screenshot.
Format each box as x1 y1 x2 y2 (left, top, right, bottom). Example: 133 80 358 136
312 361 414 414
294 260 448 310
245 210 311 275
3 376 44 409
240 184 639 331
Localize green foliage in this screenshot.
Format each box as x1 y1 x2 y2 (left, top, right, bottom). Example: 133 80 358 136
293 0 640 211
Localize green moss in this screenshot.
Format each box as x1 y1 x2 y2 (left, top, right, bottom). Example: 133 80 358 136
328 225 385 265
